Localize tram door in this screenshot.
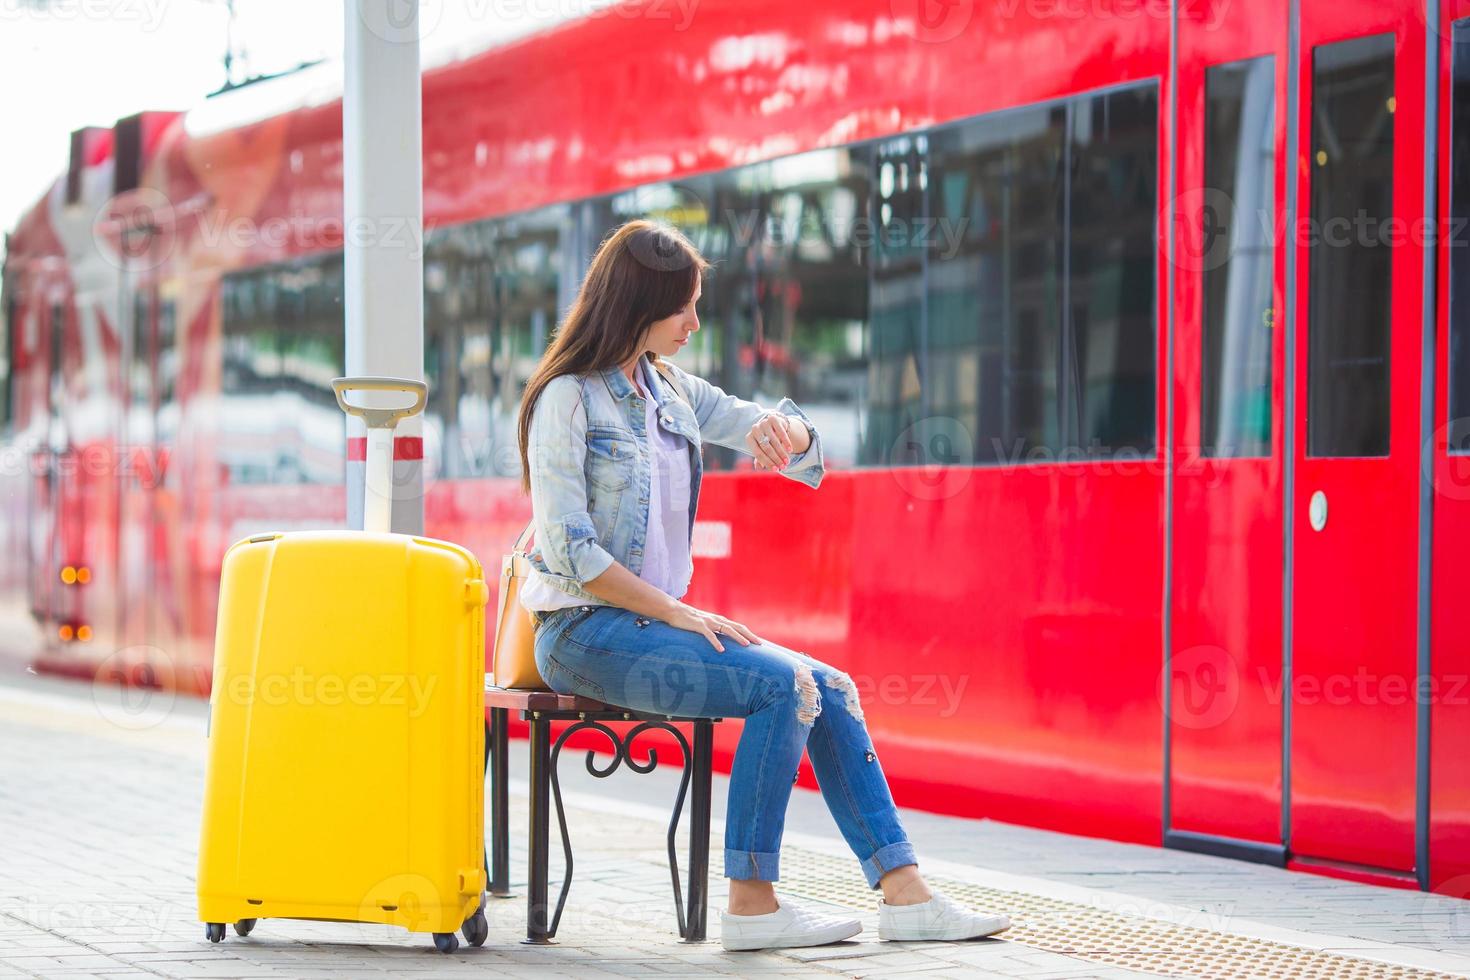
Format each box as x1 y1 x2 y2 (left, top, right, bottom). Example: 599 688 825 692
1288 0 1426 876
1167 0 1289 853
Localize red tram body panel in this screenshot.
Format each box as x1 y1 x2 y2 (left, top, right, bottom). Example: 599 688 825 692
2 0 1466 894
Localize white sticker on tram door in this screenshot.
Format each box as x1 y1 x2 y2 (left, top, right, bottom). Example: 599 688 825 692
691 520 731 559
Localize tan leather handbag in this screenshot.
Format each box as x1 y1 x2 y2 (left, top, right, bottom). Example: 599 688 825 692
490 520 545 689
491 359 691 690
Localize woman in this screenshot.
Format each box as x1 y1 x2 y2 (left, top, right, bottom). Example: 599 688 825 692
516 220 1010 952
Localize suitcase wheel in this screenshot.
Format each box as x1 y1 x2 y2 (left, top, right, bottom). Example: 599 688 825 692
433 932 460 954
205 923 226 944
461 910 488 947
234 919 257 938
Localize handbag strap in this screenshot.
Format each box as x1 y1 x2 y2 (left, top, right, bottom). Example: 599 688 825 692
513 518 535 553
652 359 691 408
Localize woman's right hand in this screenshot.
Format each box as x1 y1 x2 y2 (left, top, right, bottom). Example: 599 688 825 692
661 601 764 652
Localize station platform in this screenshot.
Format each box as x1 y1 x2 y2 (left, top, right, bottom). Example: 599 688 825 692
2 627 1469 978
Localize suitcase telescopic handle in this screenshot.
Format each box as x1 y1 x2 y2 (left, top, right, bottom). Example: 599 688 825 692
331 376 428 430
331 376 428 535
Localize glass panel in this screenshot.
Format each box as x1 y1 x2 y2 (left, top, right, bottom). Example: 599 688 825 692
1201 56 1276 457
632 177 748 472
49 303 64 448
131 292 151 407
220 255 345 485
1306 33 1395 458
425 222 494 480
50 303 63 385
692 148 872 469
157 298 178 466
869 137 928 466
641 178 735 467
158 300 177 416
221 272 281 396
280 257 346 484
928 104 1066 464
776 148 871 468
128 291 152 455
1067 85 1159 457
608 180 725 382
1 293 13 432
1451 21 1470 453
504 85 1159 472
491 208 563 478
219 269 279 485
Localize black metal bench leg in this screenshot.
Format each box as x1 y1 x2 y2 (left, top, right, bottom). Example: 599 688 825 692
525 712 555 944
489 707 512 898
685 720 714 942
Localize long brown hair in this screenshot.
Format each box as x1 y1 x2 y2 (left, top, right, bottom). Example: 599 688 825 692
517 219 709 494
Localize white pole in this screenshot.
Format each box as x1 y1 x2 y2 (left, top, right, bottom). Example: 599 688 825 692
342 0 425 534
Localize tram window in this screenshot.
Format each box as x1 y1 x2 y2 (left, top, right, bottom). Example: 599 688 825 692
1201 57 1276 458
1 293 13 432
220 256 345 485
607 178 725 383
517 86 1155 473
1306 34 1395 458
130 292 150 410
927 85 1156 466
482 208 562 478
629 177 748 472
602 178 734 464
156 298 177 467
929 104 1066 464
1067 85 1159 457
425 223 490 480
292 256 346 484
221 271 282 395
870 137 928 466
1450 21 1470 454
49 301 65 425
158 300 177 412
694 149 872 469
50 303 63 384
671 177 731 392
274 260 342 411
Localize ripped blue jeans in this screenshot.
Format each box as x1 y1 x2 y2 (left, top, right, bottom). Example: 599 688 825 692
531 604 917 888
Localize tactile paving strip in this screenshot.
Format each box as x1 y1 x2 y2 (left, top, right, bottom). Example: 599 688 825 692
775 848 1459 980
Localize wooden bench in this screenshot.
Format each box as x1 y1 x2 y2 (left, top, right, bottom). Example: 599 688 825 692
484 687 722 944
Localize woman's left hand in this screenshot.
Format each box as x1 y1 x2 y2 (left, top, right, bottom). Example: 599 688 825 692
746 413 794 471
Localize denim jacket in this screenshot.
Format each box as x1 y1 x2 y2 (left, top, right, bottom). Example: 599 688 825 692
525 359 826 604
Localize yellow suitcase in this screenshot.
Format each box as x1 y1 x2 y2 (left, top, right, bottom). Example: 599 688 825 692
197 379 490 953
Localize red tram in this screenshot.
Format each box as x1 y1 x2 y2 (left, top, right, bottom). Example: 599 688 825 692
4 0 1469 895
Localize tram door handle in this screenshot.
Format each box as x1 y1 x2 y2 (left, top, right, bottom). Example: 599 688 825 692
1308 490 1328 532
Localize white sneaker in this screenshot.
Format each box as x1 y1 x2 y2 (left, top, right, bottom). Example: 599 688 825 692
720 896 863 951
878 889 1011 942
